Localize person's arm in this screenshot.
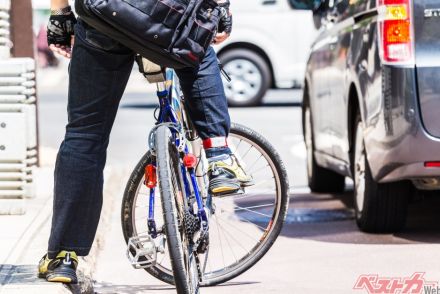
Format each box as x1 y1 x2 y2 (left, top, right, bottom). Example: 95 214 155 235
51 0 69 10
214 0 232 45
47 0 76 58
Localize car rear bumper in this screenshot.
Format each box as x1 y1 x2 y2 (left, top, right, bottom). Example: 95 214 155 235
364 65 440 184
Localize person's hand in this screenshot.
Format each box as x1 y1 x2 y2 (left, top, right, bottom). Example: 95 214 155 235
47 12 77 59
213 31 230 45
213 0 232 45
49 37 75 58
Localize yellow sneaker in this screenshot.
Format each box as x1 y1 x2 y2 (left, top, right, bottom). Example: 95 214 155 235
208 154 254 196
38 251 78 284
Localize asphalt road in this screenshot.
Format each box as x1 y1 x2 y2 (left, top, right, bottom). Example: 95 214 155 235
38 85 440 294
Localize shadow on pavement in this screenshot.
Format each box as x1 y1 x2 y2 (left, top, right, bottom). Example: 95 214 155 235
94 282 175 293
94 281 259 293
229 102 301 108
280 191 440 245
395 193 440 243
205 281 260 287
0 264 46 285
119 101 301 109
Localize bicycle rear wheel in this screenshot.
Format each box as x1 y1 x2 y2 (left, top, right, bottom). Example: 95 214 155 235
121 123 289 286
156 125 198 294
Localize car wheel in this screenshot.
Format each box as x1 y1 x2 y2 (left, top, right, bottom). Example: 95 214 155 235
353 114 410 233
302 100 345 193
219 49 271 107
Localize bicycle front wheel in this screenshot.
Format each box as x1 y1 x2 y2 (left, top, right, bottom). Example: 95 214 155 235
156 125 199 294
199 122 290 285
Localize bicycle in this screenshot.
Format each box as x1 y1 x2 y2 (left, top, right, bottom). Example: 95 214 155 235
121 57 289 293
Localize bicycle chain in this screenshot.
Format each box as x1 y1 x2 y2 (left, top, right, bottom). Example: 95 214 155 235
192 227 209 282
194 250 203 282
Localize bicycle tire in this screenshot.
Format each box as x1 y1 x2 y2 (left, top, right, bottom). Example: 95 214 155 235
156 125 198 293
121 123 289 286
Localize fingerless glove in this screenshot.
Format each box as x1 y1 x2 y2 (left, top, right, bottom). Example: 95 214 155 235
217 0 232 34
47 13 77 46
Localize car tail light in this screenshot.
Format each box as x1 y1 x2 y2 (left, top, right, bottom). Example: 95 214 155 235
377 0 414 64
425 162 440 168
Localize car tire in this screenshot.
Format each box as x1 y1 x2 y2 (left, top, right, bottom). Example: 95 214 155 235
302 98 345 193
352 114 410 233
219 49 271 107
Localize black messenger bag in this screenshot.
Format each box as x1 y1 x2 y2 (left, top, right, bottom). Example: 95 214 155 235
75 0 221 69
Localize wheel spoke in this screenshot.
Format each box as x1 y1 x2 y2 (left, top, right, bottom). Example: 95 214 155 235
214 214 226 268
218 187 275 201
215 210 268 231
201 247 210 275
232 204 272 218
247 163 270 176
219 221 238 263
243 178 274 190
213 215 259 242
229 138 243 153
245 154 263 174
233 203 275 212
241 145 254 160
216 219 250 254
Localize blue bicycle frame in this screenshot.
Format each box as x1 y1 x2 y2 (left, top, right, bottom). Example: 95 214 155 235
147 69 209 239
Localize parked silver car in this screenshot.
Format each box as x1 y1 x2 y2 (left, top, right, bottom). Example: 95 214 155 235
291 0 440 232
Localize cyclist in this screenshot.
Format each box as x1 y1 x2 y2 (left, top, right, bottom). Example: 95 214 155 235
38 0 252 284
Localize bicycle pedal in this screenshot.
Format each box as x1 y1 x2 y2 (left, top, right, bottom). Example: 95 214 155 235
126 233 158 269
214 188 245 198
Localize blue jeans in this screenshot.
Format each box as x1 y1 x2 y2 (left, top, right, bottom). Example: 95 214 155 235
47 19 231 258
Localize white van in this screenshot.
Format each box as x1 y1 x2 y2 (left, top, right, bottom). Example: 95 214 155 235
216 0 316 106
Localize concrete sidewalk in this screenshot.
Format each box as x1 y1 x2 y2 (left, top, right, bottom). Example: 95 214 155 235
0 148 119 294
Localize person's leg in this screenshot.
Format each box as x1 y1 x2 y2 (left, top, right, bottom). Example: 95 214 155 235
175 46 231 157
175 47 252 195
47 20 134 259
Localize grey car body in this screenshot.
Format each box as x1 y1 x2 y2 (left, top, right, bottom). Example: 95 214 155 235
293 0 440 232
